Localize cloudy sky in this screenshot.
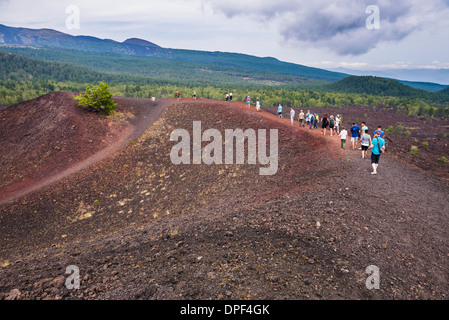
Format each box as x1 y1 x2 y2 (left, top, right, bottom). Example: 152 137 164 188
1 0 449 82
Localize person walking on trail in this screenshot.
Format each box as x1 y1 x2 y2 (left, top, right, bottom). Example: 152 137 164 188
246 96 251 108
350 122 361 150
256 98 261 112
306 110 311 128
368 131 386 175
321 113 329 135
192 91 197 100
309 113 315 130
277 104 283 118
151 96 156 106
335 115 341 135
360 130 372 159
374 125 385 138
314 113 318 129
339 127 348 149
290 107 295 125
361 122 368 134
176 91 181 100
226 93 229 102
299 110 305 127
329 115 335 136
358 122 369 150
229 92 233 102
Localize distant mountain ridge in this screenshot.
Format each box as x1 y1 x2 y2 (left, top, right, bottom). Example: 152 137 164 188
1 24 447 94
0 23 351 84
0 24 168 57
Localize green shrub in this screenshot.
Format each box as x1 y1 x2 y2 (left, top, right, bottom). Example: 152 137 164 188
74 81 117 115
404 130 411 137
395 124 404 134
386 125 395 134
439 156 448 163
421 141 429 147
410 146 419 156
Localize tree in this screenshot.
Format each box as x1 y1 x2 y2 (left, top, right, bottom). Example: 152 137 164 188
74 81 116 115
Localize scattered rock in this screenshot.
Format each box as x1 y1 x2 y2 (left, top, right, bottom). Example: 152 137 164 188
5 289 21 300
50 276 66 288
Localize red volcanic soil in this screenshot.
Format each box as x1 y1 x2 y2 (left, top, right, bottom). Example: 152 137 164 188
0 92 174 205
0 94 448 301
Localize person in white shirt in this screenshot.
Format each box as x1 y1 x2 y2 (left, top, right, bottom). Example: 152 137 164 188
335 115 341 134
339 127 348 149
256 98 261 111
290 108 295 125
298 110 305 127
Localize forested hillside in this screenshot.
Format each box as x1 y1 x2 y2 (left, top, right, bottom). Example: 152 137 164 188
439 86 449 95
1 47 448 118
0 23 348 84
327 76 449 105
0 46 335 87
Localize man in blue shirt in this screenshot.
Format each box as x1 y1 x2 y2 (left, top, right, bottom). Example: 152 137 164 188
374 125 385 138
369 131 386 175
350 123 361 150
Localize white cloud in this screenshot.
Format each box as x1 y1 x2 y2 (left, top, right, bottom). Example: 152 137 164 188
203 0 449 56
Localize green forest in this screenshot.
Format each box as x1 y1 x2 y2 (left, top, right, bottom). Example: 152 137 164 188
1 50 449 118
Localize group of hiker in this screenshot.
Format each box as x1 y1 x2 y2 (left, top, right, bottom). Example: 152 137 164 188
174 91 198 100
170 93 387 175
341 122 386 175
282 107 386 175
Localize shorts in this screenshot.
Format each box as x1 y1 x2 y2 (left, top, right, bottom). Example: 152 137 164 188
329 125 334 129
278 112 282 115
351 137 358 142
362 145 369 151
371 153 381 164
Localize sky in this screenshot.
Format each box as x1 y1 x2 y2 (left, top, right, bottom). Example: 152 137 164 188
1 0 449 83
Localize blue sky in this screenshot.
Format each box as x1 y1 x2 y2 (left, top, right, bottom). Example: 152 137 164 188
1 0 449 83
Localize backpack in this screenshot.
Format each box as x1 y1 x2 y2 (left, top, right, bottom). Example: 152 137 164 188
330 119 334 126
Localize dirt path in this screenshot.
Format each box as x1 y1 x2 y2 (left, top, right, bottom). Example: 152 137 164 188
0 98 177 206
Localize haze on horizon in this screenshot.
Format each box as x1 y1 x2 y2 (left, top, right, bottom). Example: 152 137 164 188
1 0 449 84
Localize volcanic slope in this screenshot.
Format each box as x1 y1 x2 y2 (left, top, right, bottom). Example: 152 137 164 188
0 95 448 300
0 92 173 205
